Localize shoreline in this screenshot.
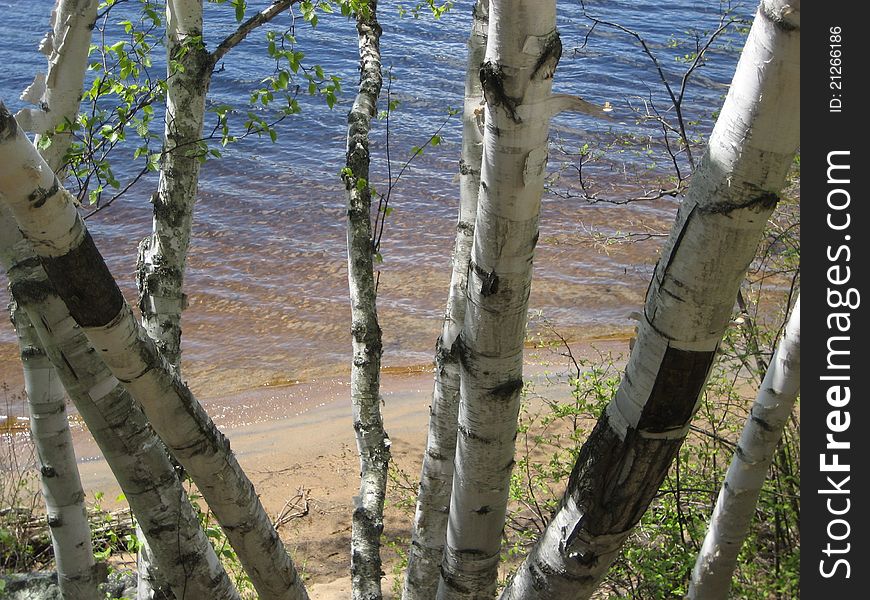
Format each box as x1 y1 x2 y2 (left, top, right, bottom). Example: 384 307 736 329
6 336 629 596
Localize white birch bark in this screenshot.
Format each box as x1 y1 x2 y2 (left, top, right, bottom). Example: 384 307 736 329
6 5 99 595
343 3 391 598
135 5 210 595
136 0 296 369
0 206 240 600
402 3 488 599
136 0 211 369
688 296 800 600
500 3 800 599
9 305 98 599
0 103 307 600
437 1 563 596
15 0 97 172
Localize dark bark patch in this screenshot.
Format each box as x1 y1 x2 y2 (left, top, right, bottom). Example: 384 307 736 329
490 378 524 400
0 102 19 140
565 414 686 537
27 180 60 209
480 60 521 124
472 261 499 296
702 191 779 215
637 346 716 433
750 410 774 432
456 219 475 236
760 1 800 31
457 423 494 445
41 231 124 328
531 32 562 80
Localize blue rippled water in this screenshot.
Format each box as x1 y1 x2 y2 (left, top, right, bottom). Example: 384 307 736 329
0 0 753 406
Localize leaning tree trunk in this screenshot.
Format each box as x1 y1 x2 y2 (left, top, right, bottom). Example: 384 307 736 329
0 102 308 600
342 3 391 599
0 206 240 600
402 3 488 599
500 2 800 599
9 306 98 599
7 3 100 596
688 296 801 600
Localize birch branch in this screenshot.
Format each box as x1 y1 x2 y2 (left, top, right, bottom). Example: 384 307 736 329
211 0 297 65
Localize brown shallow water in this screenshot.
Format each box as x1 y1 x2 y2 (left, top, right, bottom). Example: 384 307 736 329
0 164 673 419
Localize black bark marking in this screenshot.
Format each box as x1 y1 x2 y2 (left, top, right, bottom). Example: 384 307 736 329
0 102 19 140
480 60 521 124
531 32 562 80
565 414 686 539
456 220 475 236
27 180 60 209
457 423 494 445
760 1 799 31
637 346 716 433
472 261 499 296
490 378 524 400
750 412 774 432
701 191 779 215
41 231 124 328
474 505 491 515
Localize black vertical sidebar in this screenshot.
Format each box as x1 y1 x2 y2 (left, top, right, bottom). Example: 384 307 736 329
802 2 865 596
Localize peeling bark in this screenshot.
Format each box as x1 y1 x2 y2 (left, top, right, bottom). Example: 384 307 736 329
689 297 800 599
343 3 391 599
500 3 800 598
403 3 488 599
15 0 98 173
0 102 307 600
0 205 239 600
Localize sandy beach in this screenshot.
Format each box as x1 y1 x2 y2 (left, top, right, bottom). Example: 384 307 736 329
54 337 629 598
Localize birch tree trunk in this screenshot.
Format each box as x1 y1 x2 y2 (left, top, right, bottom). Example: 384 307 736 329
136 0 211 369
343 3 391 598
9 305 98 599
5 4 100 595
0 103 308 600
437 1 563 596
15 0 97 172
136 0 296 368
134 5 211 594
500 3 800 598
688 296 801 600
0 206 240 600
402 3 488 599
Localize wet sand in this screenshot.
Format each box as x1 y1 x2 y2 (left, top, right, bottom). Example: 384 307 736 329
62 338 629 597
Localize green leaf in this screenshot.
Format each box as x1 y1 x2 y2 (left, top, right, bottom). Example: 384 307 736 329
235 0 245 22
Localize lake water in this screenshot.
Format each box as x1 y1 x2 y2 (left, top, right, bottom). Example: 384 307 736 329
0 0 752 414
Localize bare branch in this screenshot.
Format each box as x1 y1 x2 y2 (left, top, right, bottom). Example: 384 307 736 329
211 0 297 65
